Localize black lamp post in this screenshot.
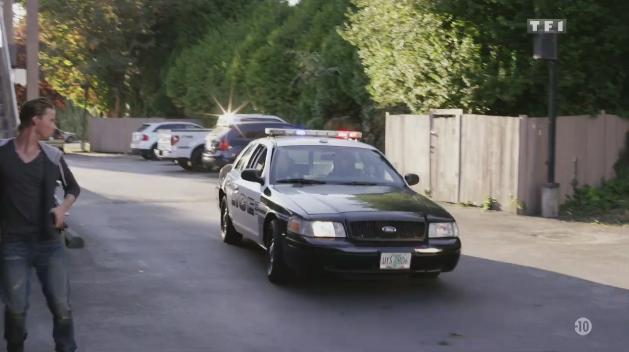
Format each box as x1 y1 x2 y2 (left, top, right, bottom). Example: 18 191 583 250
534 32 558 184
528 19 566 217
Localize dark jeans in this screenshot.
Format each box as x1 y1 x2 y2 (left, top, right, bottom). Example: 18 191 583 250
0 239 76 352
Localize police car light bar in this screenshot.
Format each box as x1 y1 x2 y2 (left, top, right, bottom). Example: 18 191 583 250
265 128 362 140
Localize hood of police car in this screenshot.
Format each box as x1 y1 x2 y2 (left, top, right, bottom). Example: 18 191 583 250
271 184 452 218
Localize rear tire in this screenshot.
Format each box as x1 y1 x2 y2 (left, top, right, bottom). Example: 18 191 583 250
220 197 242 245
266 219 292 284
148 143 158 160
191 147 206 171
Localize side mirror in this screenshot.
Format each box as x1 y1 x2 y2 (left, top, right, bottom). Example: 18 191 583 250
242 169 264 185
404 173 420 186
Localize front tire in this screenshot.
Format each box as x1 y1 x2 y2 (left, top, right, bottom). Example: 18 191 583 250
177 159 193 170
266 219 292 284
220 197 242 245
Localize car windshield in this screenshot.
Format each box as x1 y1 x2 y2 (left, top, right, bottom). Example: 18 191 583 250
270 145 404 186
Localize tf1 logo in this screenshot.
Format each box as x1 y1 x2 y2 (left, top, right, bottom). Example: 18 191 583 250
527 19 567 34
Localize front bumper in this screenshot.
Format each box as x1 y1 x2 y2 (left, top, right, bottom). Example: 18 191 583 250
282 234 461 274
155 149 174 160
130 140 152 151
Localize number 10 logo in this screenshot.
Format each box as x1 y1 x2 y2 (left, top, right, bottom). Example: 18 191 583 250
574 317 592 336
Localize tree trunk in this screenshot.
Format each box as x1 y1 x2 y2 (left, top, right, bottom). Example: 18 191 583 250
113 91 121 117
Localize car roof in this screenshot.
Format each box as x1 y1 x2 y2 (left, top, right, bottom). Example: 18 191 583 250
266 136 377 150
234 114 282 119
214 121 293 129
237 121 292 126
142 121 197 127
155 121 198 125
216 114 286 124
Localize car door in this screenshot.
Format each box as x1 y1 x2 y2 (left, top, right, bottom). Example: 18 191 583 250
237 144 268 239
225 143 257 234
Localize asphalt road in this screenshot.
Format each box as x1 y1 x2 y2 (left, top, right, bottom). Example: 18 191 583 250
9 154 628 352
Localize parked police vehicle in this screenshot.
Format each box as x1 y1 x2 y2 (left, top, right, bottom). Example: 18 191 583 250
217 128 461 284
130 121 203 160
203 120 294 170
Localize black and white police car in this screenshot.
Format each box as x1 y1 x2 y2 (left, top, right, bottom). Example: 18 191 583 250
217 128 461 283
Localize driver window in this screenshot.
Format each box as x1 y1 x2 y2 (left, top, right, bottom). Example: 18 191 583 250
234 144 256 171
326 150 359 178
253 148 267 172
247 145 267 172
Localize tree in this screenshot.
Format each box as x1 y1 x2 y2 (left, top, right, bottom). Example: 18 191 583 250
39 0 157 116
162 0 385 146
38 0 251 117
342 0 486 114
342 0 629 116
165 0 268 117
164 0 295 118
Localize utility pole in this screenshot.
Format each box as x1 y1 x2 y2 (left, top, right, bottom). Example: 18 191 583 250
26 0 39 99
80 82 89 152
3 1 14 57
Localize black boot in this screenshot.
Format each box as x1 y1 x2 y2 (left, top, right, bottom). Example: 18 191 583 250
4 312 26 352
6 342 23 352
53 315 77 352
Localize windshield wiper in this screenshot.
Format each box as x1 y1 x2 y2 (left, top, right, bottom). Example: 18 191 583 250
331 181 381 186
275 178 327 184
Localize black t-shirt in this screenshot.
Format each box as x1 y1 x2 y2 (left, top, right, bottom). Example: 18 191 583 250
0 141 45 241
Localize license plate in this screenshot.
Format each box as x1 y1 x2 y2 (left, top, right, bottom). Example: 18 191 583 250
380 253 411 270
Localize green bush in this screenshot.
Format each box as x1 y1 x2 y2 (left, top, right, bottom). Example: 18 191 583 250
561 132 629 223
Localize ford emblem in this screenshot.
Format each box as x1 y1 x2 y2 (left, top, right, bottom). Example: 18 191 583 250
381 226 397 233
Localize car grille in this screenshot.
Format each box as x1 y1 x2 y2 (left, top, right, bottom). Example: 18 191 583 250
349 221 426 241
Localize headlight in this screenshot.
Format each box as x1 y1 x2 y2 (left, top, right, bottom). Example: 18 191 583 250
287 217 346 238
428 222 459 238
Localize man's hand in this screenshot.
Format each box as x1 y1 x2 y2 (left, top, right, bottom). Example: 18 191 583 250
51 207 67 229
52 194 76 229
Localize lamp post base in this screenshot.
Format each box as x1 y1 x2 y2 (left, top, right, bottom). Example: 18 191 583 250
541 183 560 218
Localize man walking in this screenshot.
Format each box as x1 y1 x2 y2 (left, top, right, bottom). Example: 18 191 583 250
0 98 80 352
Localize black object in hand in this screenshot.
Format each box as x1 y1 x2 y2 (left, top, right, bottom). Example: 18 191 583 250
63 230 85 249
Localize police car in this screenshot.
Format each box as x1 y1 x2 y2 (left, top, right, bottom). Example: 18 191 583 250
217 129 461 283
